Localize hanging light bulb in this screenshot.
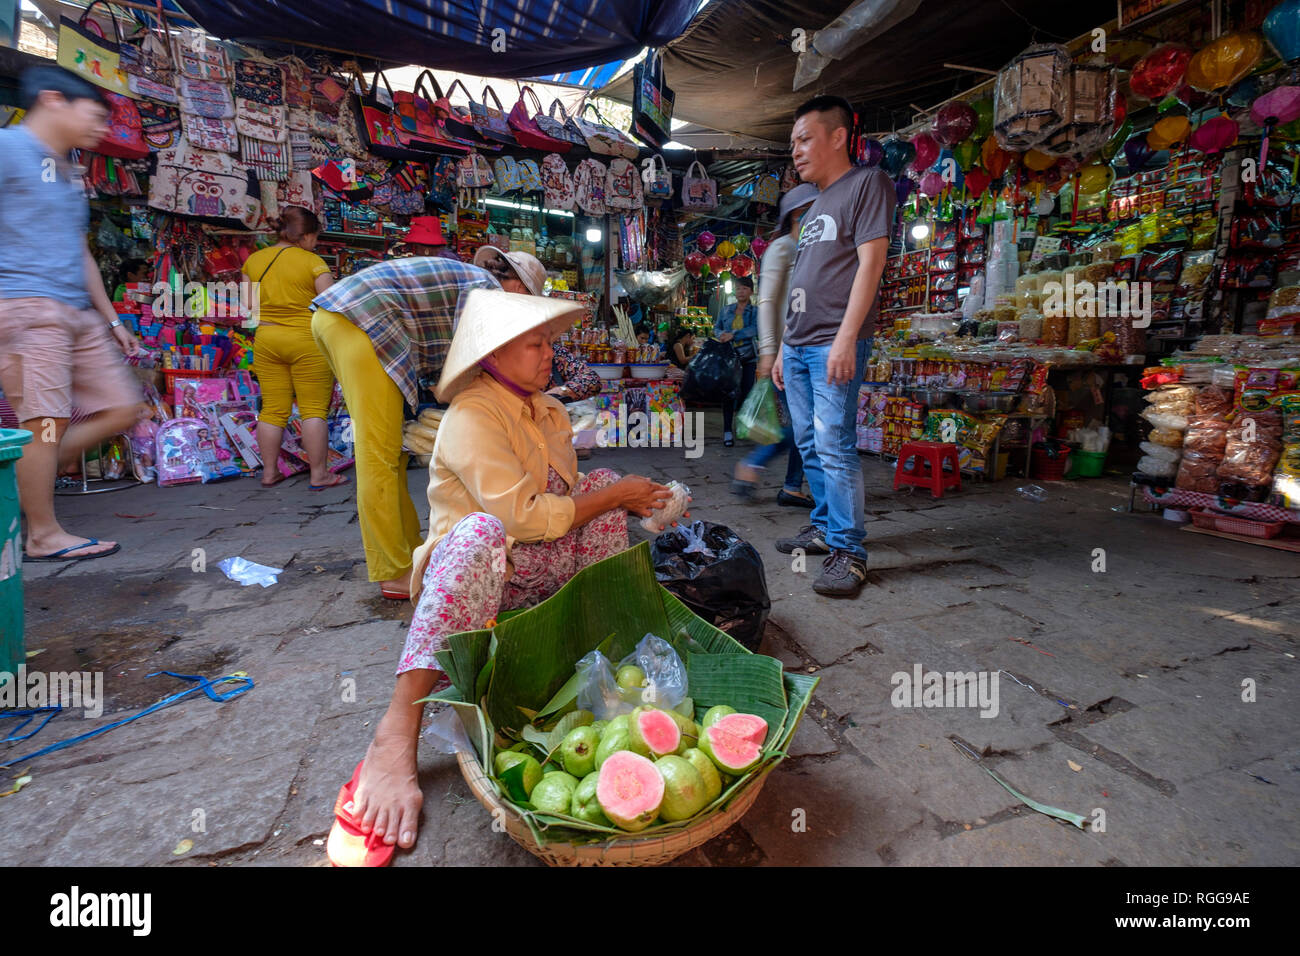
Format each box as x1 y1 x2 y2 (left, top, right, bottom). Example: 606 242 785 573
910 221 931 240
585 227 602 242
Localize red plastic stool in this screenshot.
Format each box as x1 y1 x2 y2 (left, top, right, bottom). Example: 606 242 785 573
893 441 961 498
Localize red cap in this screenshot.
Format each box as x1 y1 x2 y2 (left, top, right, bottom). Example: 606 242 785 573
404 216 447 246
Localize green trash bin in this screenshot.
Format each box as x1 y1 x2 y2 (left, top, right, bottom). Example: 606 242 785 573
1 428 33 677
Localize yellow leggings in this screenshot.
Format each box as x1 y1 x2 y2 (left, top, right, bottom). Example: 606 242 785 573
311 308 422 583
253 323 335 427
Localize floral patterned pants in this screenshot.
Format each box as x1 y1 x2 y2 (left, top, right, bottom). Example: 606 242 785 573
399 468 627 674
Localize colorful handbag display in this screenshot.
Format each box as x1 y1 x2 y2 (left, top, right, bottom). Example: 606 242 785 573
128 75 178 104
542 153 575 210
754 171 780 206
354 69 427 161
457 151 495 188
682 159 718 210
573 157 608 215
632 50 675 149
427 155 459 210
57 1 131 97
508 86 571 152
643 153 673 200
120 15 174 87
492 155 522 194
469 85 517 146
178 77 234 119
234 99 288 142
517 158 543 193
148 139 261 227
605 157 643 211
535 98 588 149
575 101 639 159
233 58 285 107
393 71 468 154
95 91 149 159
171 29 231 81
137 98 181 151
435 78 484 145
280 56 314 111
183 114 238 154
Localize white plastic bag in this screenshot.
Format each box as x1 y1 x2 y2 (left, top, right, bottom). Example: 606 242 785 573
1137 454 1179 477
216 556 282 587
575 633 688 719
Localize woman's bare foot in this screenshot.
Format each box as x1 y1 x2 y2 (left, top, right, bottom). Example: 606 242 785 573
353 712 424 848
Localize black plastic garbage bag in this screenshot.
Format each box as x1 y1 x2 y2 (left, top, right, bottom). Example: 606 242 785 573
651 520 770 651
682 339 742 404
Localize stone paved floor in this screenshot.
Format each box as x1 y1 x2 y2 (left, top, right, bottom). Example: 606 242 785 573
4 414 1298 866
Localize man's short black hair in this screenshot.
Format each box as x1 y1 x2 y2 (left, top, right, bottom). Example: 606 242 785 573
794 94 855 156
20 65 108 112
735 275 754 289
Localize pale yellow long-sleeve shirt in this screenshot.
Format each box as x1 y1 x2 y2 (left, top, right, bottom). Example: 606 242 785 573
410 373 579 602
756 234 797 356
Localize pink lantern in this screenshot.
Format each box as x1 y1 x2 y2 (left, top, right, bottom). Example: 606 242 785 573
1189 114 1239 155
920 171 945 197
697 230 716 252
730 254 754 278
910 131 940 172
707 254 726 274
750 235 769 258
932 102 977 147
684 250 705 276
1251 86 1300 164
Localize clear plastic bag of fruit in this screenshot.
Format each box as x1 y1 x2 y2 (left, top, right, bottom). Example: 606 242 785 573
576 633 688 720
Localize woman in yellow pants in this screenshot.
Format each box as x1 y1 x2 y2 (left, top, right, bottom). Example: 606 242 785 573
244 207 344 489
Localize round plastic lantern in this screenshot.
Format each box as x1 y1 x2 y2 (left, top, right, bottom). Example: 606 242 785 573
1174 80 1212 111
1264 0 1300 65
971 98 994 138
684 251 705 276
1023 149 1056 171
895 176 915 205
1251 86 1300 129
859 138 885 167
920 171 945 197
732 234 750 253
1227 75 1262 108
718 271 731 282
707 254 726 274
750 235 769 258
910 131 940 171
1123 134 1155 175
1129 44 1193 100
696 230 716 252
881 137 915 177
717 239 737 259
1148 114 1191 150
963 166 992 198
1189 114 1239 154
1186 32 1264 92
980 136 1015 178
1030 190 1055 216
933 102 977 147
729 254 754 278
952 138 980 172
1077 163 1115 194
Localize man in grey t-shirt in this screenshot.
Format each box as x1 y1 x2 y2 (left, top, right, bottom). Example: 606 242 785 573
773 95 895 598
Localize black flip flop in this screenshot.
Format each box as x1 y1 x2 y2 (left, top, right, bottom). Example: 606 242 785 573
25 539 121 562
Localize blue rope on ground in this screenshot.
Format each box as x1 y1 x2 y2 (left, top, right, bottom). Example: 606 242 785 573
0 707 62 743
0 671 254 769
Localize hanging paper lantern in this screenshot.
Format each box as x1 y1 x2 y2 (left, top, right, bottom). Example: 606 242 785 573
910 131 941 171
1264 0 1300 65
971 98 994 138
1023 149 1056 171
952 138 980 172
881 137 915 177
964 167 992 199
1189 115 1239 155
1173 80 1212 111
718 271 732 282
1030 191 1055 216
1226 75 1262 109
1186 32 1264 92
729 254 754 278
1129 44 1193 100
919 171 944 197
932 102 977 147
1042 65 1118 158
698 261 711 277
993 43 1071 149
684 251 705 276
1077 163 1115 195
1123 134 1155 175
1147 114 1191 150
895 176 915 205
980 136 1015 178
717 239 737 259
696 230 716 252
1250 86 1300 165
750 235 769 258
707 254 726 274
732 234 750 254
858 138 885 167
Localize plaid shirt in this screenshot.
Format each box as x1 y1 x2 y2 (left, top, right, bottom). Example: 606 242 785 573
313 257 498 407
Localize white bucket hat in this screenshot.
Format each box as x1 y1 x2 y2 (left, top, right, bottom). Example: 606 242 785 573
473 246 548 297
435 288 584 402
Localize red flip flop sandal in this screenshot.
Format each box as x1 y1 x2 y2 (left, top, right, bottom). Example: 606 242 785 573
326 760 396 867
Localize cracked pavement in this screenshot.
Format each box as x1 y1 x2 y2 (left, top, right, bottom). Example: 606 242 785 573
5 413 1298 866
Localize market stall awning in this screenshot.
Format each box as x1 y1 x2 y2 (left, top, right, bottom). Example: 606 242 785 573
171 0 701 76
601 0 1119 144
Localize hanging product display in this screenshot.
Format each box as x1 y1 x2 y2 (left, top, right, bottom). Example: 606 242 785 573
1039 63 1116 158
1186 32 1264 92
1129 44 1193 101
993 43 1072 151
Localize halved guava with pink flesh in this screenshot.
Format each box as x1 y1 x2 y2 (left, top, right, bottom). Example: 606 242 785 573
698 713 769 774
627 706 681 758
596 751 664 831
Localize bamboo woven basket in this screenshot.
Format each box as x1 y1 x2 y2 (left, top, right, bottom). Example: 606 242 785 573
458 748 774 866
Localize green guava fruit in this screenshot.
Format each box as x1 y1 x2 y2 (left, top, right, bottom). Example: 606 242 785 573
560 725 600 778
590 720 609 738
654 755 708 822
531 775 576 814
596 751 664 831
570 772 610 825
603 714 631 739
595 725 636 767
493 751 542 797
682 748 723 805
700 705 737 729
674 697 695 720
628 706 681 758
616 664 646 691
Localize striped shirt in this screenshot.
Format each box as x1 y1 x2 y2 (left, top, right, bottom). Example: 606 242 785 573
312 257 499 407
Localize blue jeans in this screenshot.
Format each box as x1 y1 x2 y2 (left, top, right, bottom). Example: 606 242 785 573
743 388 805 492
783 339 869 559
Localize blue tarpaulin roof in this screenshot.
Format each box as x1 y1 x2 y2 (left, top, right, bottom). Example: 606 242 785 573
173 0 700 76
